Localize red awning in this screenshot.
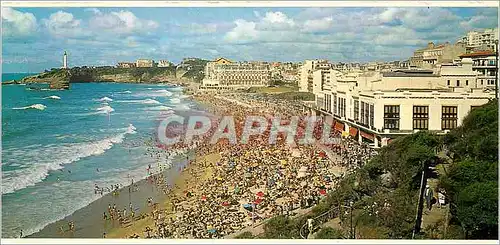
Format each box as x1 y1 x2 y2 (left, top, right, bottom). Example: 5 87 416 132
334 122 344 132
360 131 374 141
349 127 358 137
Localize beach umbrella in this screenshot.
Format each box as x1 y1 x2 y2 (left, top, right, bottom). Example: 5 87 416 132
201 195 207 201
254 198 263 205
243 203 253 211
222 201 230 206
256 191 265 198
319 189 327 196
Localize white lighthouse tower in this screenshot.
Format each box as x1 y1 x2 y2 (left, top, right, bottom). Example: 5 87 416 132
63 51 68 69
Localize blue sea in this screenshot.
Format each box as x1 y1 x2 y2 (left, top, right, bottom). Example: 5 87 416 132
1 76 195 237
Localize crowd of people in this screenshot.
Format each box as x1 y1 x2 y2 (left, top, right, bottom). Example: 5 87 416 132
113 91 377 239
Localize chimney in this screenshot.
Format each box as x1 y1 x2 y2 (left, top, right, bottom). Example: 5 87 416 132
427 42 435 49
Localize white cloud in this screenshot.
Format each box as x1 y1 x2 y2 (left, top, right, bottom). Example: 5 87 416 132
224 19 258 43
89 10 158 35
43 11 87 38
302 17 333 33
1 7 37 38
258 11 296 30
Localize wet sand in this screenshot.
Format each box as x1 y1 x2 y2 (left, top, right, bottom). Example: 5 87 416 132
28 151 195 238
105 152 220 238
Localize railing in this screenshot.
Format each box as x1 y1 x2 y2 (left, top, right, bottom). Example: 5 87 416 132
299 206 340 239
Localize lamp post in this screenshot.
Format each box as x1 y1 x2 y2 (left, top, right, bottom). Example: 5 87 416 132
495 39 498 99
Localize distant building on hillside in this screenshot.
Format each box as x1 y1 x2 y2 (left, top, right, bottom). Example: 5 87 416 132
410 42 466 69
136 59 154 68
200 57 271 90
157 60 174 67
117 62 136 68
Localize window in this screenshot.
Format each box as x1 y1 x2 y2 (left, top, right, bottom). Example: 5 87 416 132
456 80 460 87
364 103 370 126
333 93 337 115
384 105 400 130
354 99 359 121
413 106 429 130
360 102 365 125
442 106 458 130
447 80 450 86
466 80 469 86
369 104 374 127
481 79 483 85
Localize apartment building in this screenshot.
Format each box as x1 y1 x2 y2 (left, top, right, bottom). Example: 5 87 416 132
157 60 174 67
459 51 497 88
298 60 331 92
463 28 499 53
307 58 495 147
200 57 271 90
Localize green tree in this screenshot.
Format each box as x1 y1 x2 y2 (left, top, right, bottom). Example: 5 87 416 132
315 227 344 239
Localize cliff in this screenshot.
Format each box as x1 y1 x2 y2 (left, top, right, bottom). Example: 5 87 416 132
16 60 209 85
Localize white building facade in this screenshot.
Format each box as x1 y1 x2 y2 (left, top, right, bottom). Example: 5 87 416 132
201 57 271 90
308 58 495 147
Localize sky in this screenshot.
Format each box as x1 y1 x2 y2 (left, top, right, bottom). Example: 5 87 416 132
1 7 498 73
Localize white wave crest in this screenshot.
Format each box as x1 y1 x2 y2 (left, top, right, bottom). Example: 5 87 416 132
118 90 132 94
13 104 47 110
1 124 137 194
96 105 114 114
116 99 161 105
97 97 113 102
170 98 181 104
44 95 61 100
147 106 173 111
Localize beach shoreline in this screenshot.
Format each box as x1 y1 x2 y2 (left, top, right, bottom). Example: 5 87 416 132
27 151 196 238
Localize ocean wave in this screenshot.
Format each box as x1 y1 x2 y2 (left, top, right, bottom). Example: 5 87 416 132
153 89 173 97
1 124 137 195
97 96 113 102
170 98 181 104
118 90 132 94
12 104 47 110
96 105 115 114
44 95 61 100
147 106 173 111
167 86 183 92
116 99 161 105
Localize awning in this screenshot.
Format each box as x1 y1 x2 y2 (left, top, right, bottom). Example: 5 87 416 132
360 130 374 141
334 122 344 132
349 127 358 137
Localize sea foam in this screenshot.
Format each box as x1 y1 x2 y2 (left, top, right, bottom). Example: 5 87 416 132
44 95 61 100
1 124 137 195
13 104 47 110
97 97 113 102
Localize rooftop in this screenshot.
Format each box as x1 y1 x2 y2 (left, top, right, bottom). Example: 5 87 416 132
459 51 496 58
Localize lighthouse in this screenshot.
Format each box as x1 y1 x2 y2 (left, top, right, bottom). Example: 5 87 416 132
63 51 68 69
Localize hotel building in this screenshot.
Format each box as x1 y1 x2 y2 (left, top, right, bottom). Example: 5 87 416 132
117 62 136 68
200 57 271 90
306 58 495 148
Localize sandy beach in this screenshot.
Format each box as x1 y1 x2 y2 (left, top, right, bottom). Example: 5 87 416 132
26 91 373 239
